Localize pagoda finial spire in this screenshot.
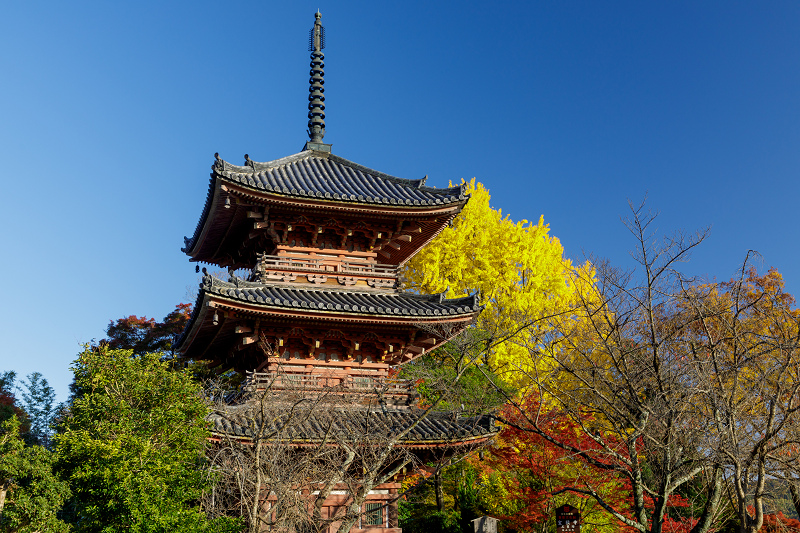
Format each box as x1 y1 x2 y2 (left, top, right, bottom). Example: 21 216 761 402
307 11 326 144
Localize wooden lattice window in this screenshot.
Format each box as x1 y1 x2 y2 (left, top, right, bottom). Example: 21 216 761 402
364 503 384 526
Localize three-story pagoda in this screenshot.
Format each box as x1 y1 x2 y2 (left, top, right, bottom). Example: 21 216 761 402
175 12 495 531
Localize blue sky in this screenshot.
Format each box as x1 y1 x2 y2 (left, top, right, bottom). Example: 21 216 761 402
1 1 798 402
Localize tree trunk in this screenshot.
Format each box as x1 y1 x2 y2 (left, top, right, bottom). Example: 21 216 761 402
0 480 8 518
251 441 263 533
434 471 445 512
336 502 362 533
789 482 800 516
690 467 723 533
791 483 800 521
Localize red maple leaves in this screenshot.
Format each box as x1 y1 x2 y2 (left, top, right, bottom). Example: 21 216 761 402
104 303 191 355
488 396 697 533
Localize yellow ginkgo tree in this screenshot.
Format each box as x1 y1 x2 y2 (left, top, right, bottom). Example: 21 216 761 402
402 179 594 385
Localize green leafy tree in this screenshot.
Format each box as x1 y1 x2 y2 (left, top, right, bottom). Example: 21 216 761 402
0 373 14 392
400 461 484 533
401 337 513 417
19 372 56 447
55 347 241 533
0 415 70 533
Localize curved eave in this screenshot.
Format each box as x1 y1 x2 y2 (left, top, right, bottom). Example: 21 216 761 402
208 430 497 448
207 295 479 325
174 290 212 354
182 151 470 264
201 274 481 317
184 177 466 263
175 278 481 356
218 150 467 203
182 177 229 260
176 292 479 355
221 177 467 215
206 408 498 446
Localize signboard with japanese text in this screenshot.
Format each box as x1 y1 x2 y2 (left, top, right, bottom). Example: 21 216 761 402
556 504 580 533
472 516 498 533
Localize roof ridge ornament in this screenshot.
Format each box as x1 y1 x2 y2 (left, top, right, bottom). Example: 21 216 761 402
213 152 227 172
304 11 332 153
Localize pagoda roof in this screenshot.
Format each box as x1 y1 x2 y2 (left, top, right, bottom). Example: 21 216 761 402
175 274 480 354
182 149 468 261
214 150 466 207
209 404 497 446
200 274 479 317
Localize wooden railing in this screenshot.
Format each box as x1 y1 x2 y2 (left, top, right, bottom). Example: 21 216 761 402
242 371 414 395
257 254 397 277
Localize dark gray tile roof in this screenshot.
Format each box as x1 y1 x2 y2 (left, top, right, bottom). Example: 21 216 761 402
182 149 468 261
199 274 481 317
175 275 481 353
214 150 467 207
209 404 497 444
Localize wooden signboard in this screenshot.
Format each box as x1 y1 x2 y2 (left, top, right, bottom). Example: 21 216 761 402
556 504 580 533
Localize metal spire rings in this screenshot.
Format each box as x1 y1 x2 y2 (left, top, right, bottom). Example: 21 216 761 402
307 11 326 143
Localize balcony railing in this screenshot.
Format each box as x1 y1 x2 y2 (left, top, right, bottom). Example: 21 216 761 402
242 371 415 395
257 254 397 277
